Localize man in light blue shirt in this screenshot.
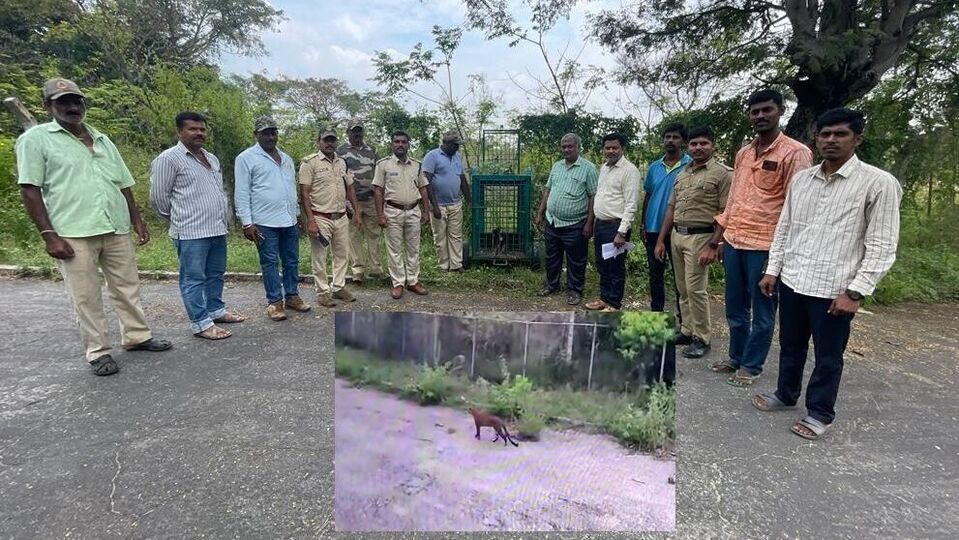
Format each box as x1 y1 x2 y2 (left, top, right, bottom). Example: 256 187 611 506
423 131 470 272
641 122 691 317
234 116 311 321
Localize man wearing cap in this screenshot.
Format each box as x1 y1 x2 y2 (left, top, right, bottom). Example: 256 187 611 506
299 128 362 307
336 119 384 282
16 78 172 376
422 131 470 272
373 130 432 299
234 116 312 321
151 111 245 340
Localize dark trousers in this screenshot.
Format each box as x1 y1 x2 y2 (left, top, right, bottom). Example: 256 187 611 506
593 220 631 309
643 233 682 320
724 245 777 374
775 283 854 424
544 219 587 294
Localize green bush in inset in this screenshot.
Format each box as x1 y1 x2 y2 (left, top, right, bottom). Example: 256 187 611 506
402 364 453 405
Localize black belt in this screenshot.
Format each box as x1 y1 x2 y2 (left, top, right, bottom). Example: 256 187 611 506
386 200 418 211
317 211 345 220
674 224 714 235
596 218 621 225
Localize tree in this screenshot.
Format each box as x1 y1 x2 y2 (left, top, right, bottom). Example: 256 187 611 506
464 0 603 114
591 0 959 144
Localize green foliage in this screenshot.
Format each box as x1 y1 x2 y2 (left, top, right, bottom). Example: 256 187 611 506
515 412 546 441
607 383 676 450
615 311 674 359
402 365 454 405
487 373 535 420
0 138 36 253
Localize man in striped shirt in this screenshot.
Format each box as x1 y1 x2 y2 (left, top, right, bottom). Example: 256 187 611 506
150 112 246 340
752 108 902 441
534 133 599 306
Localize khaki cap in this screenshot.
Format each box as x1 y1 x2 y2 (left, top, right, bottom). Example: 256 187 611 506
318 127 337 140
42 78 85 101
442 131 461 143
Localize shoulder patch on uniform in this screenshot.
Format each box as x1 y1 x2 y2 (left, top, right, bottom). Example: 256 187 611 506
302 152 319 163
375 157 392 165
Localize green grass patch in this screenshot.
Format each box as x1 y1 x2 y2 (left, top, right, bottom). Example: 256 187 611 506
335 346 675 450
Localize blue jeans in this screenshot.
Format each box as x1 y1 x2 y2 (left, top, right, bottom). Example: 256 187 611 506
174 235 227 334
723 244 777 374
256 225 300 304
593 220 630 309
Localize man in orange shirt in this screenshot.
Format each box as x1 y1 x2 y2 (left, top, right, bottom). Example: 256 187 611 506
700 89 813 386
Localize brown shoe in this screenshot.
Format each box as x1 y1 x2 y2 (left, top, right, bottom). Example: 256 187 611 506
350 273 364 284
266 301 287 321
316 293 338 308
332 288 356 302
584 299 607 311
284 295 312 312
391 286 403 299
406 282 428 295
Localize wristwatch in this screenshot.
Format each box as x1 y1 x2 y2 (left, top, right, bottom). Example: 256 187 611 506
845 289 864 301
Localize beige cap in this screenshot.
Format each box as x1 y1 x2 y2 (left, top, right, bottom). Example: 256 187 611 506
42 78 85 101
318 127 337 140
347 118 364 131
442 131 461 143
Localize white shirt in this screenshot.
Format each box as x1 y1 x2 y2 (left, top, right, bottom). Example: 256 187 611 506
593 156 641 235
766 155 902 299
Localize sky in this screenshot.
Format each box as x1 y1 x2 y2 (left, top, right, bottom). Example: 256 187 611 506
219 0 631 121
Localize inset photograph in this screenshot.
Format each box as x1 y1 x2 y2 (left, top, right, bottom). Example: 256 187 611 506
333 310 676 533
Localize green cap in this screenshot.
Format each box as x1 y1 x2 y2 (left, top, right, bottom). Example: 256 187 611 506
42 78 85 101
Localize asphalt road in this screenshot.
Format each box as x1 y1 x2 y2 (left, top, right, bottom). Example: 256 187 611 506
1 276 956 539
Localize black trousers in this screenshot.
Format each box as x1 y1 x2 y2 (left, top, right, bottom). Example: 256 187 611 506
643 233 682 322
593 220 630 309
775 283 854 424
544 219 587 294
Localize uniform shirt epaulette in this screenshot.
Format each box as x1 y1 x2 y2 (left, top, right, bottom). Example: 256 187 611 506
375 156 392 165
721 163 733 171
301 152 320 163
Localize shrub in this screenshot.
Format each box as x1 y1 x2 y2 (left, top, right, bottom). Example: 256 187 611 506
487 373 534 420
606 383 676 450
402 365 453 405
614 311 674 359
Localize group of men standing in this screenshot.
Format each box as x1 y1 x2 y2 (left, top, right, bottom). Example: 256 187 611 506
534 88 901 440
15 78 904 442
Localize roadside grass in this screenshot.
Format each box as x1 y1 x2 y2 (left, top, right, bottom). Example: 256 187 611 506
335 346 675 451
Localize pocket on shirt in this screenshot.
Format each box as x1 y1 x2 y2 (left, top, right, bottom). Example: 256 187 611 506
752 170 783 192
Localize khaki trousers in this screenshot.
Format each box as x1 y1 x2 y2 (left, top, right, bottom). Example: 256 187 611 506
429 200 464 271
348 198 384 277
56 233 152 362
310 214 351 294
671 230 712 343
384 205 422 288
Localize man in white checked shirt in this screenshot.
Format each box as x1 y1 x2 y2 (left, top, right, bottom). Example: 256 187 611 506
751 108 902 441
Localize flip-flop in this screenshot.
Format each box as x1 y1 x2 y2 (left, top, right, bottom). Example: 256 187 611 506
751 392 795 412
710 360 737 373
213 312 246 324
727 371 760 387
194 326 232 340
124 338 173 352
790 416 831 440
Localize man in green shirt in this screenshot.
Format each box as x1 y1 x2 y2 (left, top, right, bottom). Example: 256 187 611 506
534 133 598 305
15 78 172 376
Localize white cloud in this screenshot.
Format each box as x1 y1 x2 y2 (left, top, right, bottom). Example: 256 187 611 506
333 13 372 42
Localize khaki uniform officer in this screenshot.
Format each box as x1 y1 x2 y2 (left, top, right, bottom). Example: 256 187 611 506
299 128 362 307
372 130 432 300
655 126 731 359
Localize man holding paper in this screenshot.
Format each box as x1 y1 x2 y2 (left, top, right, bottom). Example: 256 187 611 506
585 133 641 312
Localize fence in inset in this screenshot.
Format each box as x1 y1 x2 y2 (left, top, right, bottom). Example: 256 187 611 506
334 311 674 391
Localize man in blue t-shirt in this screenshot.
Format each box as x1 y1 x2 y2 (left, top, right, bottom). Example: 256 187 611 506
641 123 691 319
423 131 471 272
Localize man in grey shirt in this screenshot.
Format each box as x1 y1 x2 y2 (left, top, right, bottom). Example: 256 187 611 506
752 108 902 441
150 111 246 340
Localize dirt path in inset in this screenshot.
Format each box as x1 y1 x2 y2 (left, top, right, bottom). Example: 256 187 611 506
334 377 675 532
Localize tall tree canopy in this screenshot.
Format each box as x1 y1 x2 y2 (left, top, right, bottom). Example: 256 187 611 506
591 0 959 143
